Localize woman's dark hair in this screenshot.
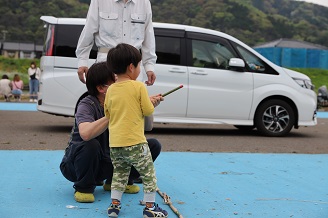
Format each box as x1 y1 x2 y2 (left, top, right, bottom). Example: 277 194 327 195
2 74 9 79
86 62 115 96
106 43 142 75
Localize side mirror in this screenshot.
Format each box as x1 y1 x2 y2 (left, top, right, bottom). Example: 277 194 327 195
229 58 245 68
228 58 245 72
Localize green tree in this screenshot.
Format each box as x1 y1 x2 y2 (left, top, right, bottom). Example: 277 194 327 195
1 0 328 47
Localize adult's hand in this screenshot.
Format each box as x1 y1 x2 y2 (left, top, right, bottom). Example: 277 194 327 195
145 71 156 86
144 115 154 131
77 66 88 84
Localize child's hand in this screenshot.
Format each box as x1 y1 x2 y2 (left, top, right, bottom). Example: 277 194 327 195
150 94 164 107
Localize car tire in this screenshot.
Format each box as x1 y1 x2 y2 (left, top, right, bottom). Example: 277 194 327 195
255 99 295 137
234 125 255 131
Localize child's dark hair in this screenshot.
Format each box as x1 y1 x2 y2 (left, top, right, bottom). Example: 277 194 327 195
106 43 142 75
86 62 115 96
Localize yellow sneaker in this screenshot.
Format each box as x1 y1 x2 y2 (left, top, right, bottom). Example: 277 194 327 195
103 183 111 191
125 184 140 194
74 191 95 203
103 184 140 194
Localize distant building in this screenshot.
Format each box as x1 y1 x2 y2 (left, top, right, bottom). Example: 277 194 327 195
253 38 328 69
1 42 43 59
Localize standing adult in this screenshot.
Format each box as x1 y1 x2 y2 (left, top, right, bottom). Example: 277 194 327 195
27 61 41 102
0 74 12 102
11 74 24 102
60 62 163 203
76 0 157 85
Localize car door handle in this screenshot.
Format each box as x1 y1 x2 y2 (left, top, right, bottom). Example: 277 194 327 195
168 68 186 73
190 71 208 75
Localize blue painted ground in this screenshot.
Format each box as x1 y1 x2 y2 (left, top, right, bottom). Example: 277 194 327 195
0 151 327 218
0 103 328 218
0 102 38 111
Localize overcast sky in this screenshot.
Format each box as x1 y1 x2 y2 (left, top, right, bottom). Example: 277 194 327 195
296 0 328 7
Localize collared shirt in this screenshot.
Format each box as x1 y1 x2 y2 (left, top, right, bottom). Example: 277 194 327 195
76 0 157 72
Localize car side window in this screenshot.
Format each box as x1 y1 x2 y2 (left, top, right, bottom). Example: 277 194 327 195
55 25 84 58
235 45 266 72
54 25 97 58
192 40 236 69
155 36 181 65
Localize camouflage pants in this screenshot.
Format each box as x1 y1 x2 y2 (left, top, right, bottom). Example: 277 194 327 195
110 143 157 194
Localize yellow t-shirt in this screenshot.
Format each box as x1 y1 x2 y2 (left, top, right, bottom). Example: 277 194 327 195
104 80 154 147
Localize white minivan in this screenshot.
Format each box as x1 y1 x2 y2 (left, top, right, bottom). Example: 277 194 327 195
38 16 317 137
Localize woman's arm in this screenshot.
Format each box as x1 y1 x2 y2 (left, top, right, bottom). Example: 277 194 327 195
79 116 109 141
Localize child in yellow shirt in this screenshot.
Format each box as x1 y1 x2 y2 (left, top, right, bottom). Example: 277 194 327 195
104 43 168 218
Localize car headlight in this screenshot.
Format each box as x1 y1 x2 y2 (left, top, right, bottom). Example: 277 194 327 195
293 78 314 90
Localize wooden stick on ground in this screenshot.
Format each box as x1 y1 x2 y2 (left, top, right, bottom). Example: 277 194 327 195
139 188 184 218
156 188 184 218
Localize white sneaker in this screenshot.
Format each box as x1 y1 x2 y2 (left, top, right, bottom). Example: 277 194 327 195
33 99 37 102
29 99 33 102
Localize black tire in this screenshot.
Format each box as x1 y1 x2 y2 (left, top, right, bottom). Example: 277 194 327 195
234 125 255 131
255 99 295 137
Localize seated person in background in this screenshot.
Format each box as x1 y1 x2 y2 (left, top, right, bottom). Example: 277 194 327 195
11 74 24 102
0 74 12 102
60 62 163 203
